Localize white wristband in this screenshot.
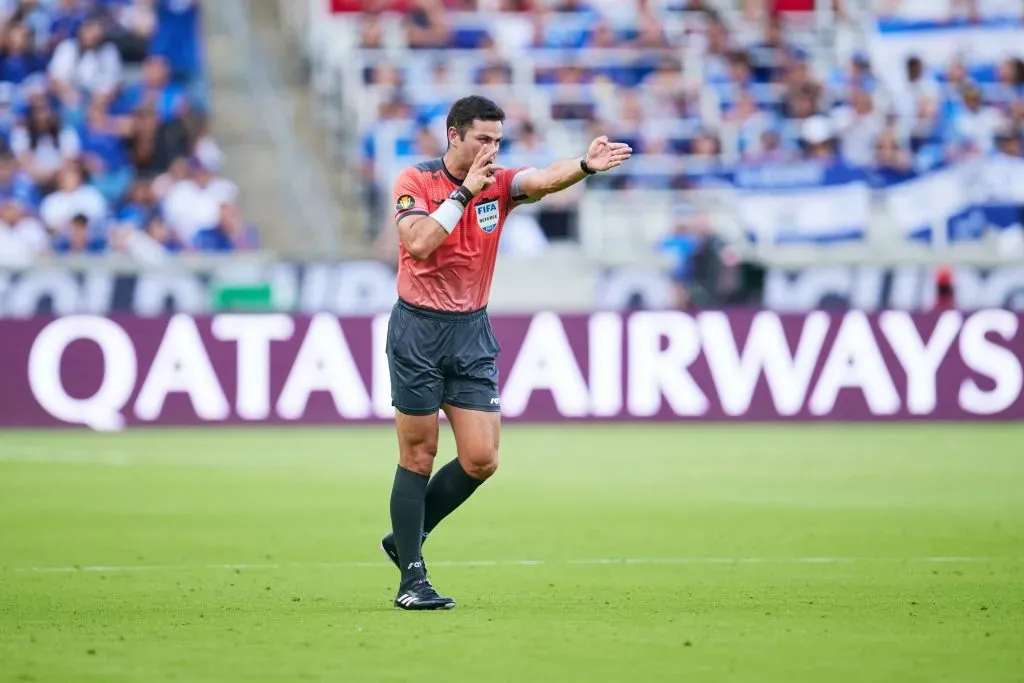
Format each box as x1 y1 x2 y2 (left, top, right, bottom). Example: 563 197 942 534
430 198 465 234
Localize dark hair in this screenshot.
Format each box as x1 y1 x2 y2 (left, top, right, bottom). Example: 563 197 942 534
1010 57 1024 86
446 96 505 141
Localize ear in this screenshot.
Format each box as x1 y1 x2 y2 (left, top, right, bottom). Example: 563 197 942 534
447 127 459 147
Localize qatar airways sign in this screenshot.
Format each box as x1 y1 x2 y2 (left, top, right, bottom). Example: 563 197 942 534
0 310 1021 428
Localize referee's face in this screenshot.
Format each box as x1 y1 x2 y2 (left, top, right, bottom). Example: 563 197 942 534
453 119 503 168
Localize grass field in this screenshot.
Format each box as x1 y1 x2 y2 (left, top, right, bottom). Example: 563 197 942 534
1 424 1023 682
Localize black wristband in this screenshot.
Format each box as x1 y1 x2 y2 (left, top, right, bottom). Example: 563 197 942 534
449 185 474 208
580 157 597 175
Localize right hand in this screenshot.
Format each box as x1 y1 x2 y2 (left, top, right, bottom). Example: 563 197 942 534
463 147 503 196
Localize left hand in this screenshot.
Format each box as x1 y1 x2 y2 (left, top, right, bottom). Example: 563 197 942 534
584 135 633 172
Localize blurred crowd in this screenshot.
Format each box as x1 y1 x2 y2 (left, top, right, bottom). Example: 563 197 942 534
352 0 1023 213
0 0 257 268
342 0 1023 302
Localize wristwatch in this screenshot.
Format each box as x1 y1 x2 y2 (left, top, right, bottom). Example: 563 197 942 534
580 156 597 175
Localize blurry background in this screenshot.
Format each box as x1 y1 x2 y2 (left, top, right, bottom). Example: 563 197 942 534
0 0 1021 317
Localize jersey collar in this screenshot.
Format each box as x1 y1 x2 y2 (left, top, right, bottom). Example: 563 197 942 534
440 157 465 185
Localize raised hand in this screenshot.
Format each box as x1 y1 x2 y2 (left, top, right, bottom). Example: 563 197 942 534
584 135 633 172
463 147 504 195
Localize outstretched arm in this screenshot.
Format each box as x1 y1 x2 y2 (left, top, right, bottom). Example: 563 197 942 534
515 136 633 201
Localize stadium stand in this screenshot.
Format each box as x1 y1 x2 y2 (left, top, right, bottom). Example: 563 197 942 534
5 0 1019 310
0 0 260 267
293 0 1024 306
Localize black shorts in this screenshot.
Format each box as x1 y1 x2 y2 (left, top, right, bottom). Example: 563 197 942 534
386 298 502 416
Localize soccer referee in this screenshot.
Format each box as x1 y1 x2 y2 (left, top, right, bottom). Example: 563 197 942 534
380 95 632 610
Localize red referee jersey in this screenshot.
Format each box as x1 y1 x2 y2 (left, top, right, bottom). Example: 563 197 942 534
392 158 530 313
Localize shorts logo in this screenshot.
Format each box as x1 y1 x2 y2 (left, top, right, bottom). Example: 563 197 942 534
475 200 500 233
396 194 416 212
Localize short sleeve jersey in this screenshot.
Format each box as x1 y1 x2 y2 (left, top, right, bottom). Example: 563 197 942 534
392 157 532 312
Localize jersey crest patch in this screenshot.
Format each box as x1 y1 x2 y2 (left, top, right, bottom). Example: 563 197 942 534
475 200 500 233
396 194 416 212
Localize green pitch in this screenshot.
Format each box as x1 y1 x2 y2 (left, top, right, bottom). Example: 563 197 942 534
1 424 1022 682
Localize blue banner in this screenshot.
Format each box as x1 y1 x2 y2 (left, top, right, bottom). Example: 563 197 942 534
867 17 1024 96
736 162 872 245
735 156 1024 246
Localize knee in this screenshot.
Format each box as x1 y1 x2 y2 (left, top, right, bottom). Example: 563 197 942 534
401 440 438 476
462 448 499 481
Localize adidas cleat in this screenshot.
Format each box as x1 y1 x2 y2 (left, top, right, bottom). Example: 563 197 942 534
380 532 429 576
394 578 456 611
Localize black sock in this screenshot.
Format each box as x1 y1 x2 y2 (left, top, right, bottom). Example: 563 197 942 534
422 459 484 541
389 465 429 585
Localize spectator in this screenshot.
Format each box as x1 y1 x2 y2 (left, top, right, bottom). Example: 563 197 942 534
39 160 107 233
829 51 876 103
801 114 837 161
781 84 819 121
991 56 1024 116
477 59 512 86
404 0 451 48
48 14 123 105
192 201 259 252
143 213 183 252
698 12 732 83
151 153 189 198
995 128 1023 157
0 146 37 206
749 14 792 83
358 13 384 49
745 125 795 163
114 177 157 231
780 53 822 111
510 119 544 153
731 89 779 156
127 102 189 177
641 57 685 113
52 211 107 253
1 21 46 84
657 204 708 309
3 1 54 54
583 18 617 48
10 97 80 185
162 155 238 245
101 0 158 63
45 0 87 55
628 8 670 49
0 195 45 265
874 124 915 174
149 0 202 88
80 93 134 202
412 124 443 156
0 81 17 141
896 55 941 145
832 85 885 167
116 54 186 124
946 82 1003 158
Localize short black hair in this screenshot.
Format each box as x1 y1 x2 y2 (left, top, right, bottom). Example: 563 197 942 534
446 96 505 141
